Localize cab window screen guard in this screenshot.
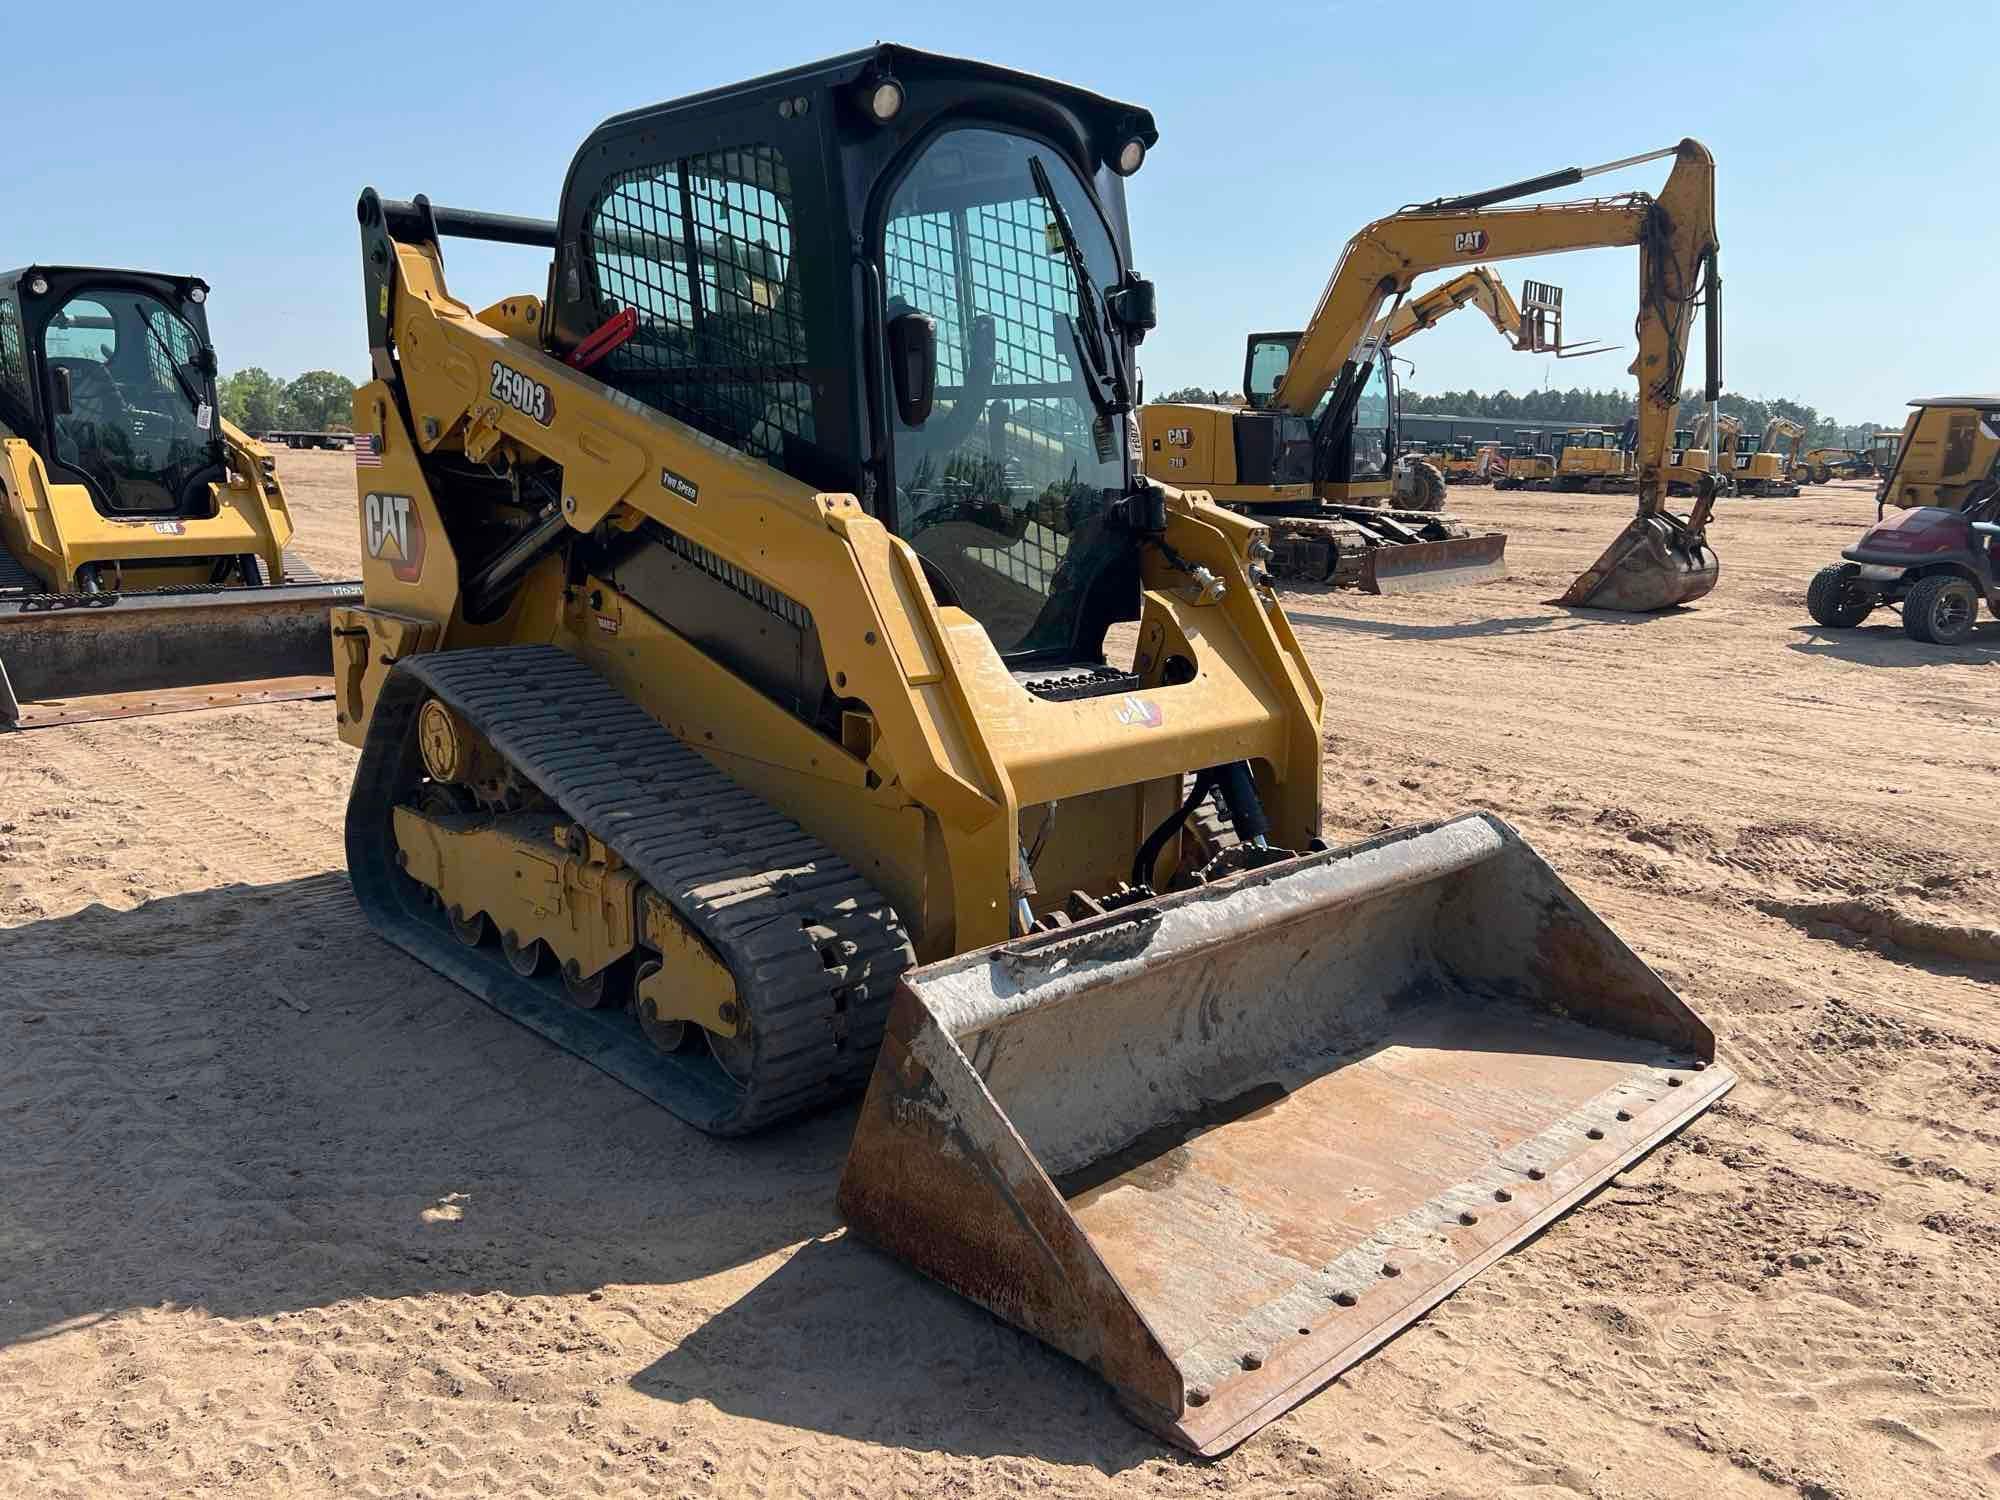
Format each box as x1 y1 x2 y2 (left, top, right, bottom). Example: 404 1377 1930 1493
583 144 814 468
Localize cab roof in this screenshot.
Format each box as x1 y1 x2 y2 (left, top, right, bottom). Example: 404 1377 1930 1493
1911 395 2000 409
590 43 1157 149
3 266 208 295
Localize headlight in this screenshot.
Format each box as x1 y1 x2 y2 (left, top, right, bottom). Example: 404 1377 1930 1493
868 80 904 122
1113 138 1147 176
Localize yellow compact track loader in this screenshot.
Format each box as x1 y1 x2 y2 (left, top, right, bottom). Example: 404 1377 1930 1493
1146 142 1725 609
335 46 1732 1454
0 265 354 727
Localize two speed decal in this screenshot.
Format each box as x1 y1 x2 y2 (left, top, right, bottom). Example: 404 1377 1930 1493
489 361 554 425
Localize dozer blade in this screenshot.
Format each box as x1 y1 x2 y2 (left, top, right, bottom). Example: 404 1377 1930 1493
1359 531 1508 594
0 580 360 729
1553 512 1718 611
838 812 1732 1456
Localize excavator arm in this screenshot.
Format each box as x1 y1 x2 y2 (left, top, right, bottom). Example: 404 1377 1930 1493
1762 415 1807 469
1269 141 1722 610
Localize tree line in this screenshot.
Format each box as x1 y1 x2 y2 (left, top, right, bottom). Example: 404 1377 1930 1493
1155 384 1895 448
218 368 360 435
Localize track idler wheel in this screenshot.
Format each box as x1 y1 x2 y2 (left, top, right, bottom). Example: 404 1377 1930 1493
561 958 619 1010
632 959 689 1052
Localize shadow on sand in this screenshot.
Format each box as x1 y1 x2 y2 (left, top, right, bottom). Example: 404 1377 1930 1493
0 875 1174 1465
1786 621 2000 666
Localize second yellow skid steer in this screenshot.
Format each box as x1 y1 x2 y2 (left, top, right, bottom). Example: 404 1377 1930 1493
0 265 356 727
336 45 1733 1454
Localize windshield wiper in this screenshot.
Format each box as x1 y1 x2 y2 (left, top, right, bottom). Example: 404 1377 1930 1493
1028 154 1131 420
133 301 209 416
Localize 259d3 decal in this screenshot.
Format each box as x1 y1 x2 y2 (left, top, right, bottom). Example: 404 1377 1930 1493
490 361 554 425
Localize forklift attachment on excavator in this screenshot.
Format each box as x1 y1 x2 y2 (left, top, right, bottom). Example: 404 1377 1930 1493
0 579 357 728
1553 512 1719 611
839 811 1732 1455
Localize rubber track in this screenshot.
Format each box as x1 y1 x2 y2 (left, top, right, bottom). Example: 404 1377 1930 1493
346 644 913 1135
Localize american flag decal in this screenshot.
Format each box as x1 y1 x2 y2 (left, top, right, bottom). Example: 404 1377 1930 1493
354 433 382 467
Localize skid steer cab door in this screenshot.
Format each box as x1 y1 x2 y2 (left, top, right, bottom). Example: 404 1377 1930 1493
870 124 1151 666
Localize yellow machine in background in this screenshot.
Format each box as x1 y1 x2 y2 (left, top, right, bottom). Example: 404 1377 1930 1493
1862 428 1902 476
1801 444 1859 483
1436 439 1504 483
1667 408 1739 495
1552 426 1635 491
1145 141 1725 609
331 45 1731 1454
1733 416 1805 496
1875 398 2000 510
0 264 351 727
1493 428 1555 489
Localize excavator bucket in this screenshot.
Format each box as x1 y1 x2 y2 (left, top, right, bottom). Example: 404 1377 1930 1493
838 812 1732 1455
1553 512 1718 611
1360 531 1508 594
0 580 357 729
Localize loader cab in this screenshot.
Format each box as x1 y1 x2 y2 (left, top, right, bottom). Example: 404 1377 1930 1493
0 266 224 518
550 45 1158 666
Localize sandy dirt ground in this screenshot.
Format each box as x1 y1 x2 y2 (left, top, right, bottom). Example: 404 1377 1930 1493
3 451 1997 1499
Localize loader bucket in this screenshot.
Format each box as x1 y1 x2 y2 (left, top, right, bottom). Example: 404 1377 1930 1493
1360 531 1508 594
838 812 1733 1456
0 580 359 729
1553 512 1718 611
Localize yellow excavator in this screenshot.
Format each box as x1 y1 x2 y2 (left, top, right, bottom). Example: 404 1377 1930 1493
0 265 354 727
1668 407 1739 495
331 46 1732 1454
1146 143 1724 608
1732 416 1805 496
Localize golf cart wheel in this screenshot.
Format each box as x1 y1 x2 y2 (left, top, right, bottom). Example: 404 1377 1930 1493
1806 565 1873 628
1903 574 1979 645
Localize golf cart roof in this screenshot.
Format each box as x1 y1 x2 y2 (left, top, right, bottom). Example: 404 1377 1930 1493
1910 396 2000 409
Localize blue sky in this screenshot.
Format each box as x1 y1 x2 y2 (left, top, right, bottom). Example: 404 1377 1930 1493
12 2 1991 426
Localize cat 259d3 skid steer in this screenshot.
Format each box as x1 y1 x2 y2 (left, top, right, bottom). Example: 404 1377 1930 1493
333 46 1732 1455
0 266 353 727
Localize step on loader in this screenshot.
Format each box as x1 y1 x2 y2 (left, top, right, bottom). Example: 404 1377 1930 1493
334 45 1733 1453
0 266 357 727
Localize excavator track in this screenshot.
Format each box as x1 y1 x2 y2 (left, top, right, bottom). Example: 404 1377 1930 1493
346 644 913 1135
